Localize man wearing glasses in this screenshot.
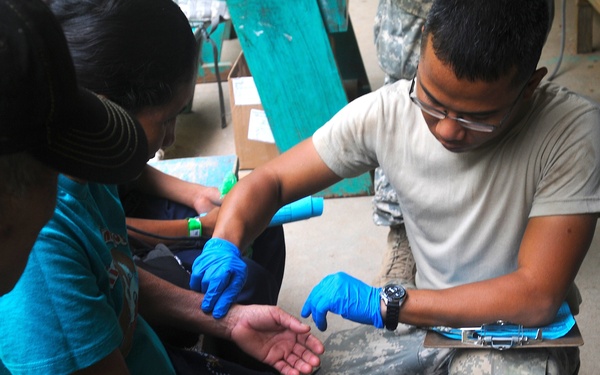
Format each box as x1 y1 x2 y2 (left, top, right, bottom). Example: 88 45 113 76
191 0 600 373
407 66 527 138
370 0 556 290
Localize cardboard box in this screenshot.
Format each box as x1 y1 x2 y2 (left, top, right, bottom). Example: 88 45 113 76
228 52 280 169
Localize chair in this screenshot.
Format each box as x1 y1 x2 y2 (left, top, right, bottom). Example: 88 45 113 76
174 0 230 128
577 0 600 53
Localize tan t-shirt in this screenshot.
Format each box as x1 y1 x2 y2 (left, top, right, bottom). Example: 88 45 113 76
313 80 600 289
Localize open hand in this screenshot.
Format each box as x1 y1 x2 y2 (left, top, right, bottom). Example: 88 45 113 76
227 305 324 375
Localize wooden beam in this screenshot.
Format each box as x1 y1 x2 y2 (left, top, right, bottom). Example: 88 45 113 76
577 0 594 54
226 0 373 197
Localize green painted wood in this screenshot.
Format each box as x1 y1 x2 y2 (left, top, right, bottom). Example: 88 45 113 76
330 18 371 97
227 0 345 150
317 0 349 33
226 0 373 197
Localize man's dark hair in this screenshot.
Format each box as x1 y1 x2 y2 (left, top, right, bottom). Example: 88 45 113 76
46 0 198 113
422 0 550 86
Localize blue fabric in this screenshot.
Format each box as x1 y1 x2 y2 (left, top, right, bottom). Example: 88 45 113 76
0 176 174 375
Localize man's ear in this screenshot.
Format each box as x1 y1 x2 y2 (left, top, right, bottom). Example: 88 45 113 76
523 67 548 100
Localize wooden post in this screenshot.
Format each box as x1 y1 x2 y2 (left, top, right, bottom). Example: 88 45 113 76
577 0 594 53
226 0 373 197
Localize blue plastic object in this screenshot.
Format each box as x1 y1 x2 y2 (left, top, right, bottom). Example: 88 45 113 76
431 301 576 342
269 196 324 226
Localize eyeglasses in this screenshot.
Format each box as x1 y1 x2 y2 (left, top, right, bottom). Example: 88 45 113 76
408 72 524 133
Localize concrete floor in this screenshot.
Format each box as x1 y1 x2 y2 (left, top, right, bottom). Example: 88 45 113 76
167 0 600 373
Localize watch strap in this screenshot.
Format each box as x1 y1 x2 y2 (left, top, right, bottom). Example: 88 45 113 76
385 302 400 331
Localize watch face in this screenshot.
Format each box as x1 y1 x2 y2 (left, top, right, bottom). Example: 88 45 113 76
383 284 406 303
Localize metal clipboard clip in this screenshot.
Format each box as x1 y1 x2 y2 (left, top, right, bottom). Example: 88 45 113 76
460 321 543 350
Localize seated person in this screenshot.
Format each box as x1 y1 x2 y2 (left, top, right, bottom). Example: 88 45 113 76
49 0 286 357
0 1 323 374
68 0 286 310
0 0 147 296
191 0 599 373
370 0 555 288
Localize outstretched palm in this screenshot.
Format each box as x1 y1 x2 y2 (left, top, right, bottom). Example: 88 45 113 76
228 305 324 375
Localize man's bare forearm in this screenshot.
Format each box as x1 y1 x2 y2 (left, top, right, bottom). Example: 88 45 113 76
137 267 232 339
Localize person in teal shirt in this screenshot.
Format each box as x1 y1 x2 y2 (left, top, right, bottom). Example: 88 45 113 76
0 0 148 297
0 0 324 374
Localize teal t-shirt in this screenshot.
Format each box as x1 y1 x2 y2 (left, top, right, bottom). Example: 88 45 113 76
0 175 174 375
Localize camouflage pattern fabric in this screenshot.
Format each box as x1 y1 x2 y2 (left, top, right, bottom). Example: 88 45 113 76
449 347 579 375
372 2 425 226
390 0 432 19
373 0 428 85
316 324 580 374
373 168 404 226
316 324 451 375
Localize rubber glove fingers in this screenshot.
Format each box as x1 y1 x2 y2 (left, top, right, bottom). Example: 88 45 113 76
190 238 247 318
301 294 330 331
301 272 384 331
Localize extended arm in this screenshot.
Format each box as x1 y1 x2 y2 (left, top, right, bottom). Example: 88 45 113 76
214 139 341 250
133 165 222 214
137 268 323 374
189 139 341 317
401 214 597 327
123 164 221 246
303 214 597 330
126 209 218 247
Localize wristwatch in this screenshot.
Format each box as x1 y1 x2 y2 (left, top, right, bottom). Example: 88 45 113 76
380 282 407 331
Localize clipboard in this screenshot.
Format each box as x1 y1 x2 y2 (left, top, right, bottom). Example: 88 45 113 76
424 323 584 349
149 155 239 188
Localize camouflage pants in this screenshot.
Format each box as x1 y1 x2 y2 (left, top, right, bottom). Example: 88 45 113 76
317 324 580 375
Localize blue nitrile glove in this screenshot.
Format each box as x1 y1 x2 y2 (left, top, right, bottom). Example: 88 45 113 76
190 238 247 319
301 272 384 331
